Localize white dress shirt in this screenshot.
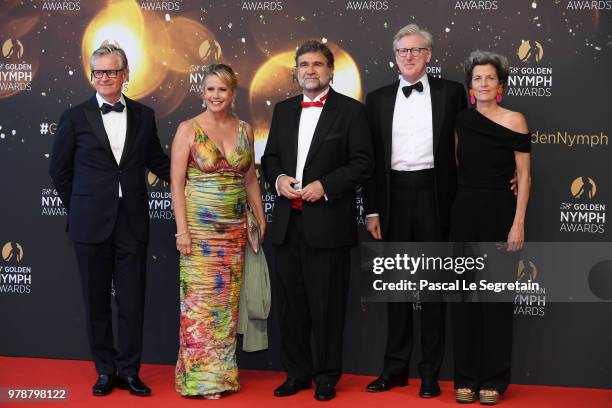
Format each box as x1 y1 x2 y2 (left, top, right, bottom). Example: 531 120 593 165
391 73 434 171
295 88 328 190
366 74 434 219
275 88 329 200
96 93 127 197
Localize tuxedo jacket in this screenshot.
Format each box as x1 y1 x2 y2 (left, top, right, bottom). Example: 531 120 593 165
362 75 467 235
49 94 170 244
261 88 373 248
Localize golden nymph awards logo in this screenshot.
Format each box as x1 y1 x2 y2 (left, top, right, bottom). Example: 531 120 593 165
517 259 538 282
41 187 66 216
0 38 33 97
147 171 173 221
570 176 597 200
2 242 23 263
188 39 223 93
517 40 543 63
507 39 551 98
1 241 31 295
2 39 24 60
560 177 606 234
514 259 546 318
198 39 222 64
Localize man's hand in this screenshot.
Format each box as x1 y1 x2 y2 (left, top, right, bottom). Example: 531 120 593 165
278 175 301 199
301 180 325 202
366 215 382 240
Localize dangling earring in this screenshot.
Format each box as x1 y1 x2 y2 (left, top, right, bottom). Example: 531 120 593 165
231 96 236 111
469 89 476 105
201 99 207 110
496 87 503 103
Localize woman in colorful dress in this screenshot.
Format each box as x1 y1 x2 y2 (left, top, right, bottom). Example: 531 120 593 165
171 63 266 399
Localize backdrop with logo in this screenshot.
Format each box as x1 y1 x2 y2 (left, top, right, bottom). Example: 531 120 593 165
1 0 611 389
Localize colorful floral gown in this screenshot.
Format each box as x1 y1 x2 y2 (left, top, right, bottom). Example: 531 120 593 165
175 120 251 396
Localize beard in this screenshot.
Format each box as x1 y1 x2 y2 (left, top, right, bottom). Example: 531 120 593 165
300 77 330 93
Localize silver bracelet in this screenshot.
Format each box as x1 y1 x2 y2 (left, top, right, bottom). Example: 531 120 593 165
175 231 189 238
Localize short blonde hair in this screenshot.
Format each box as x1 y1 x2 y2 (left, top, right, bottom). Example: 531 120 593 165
392 24 433 51
89 43 128 70
200 64 238 92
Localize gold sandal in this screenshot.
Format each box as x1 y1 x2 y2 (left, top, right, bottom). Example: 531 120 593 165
479 389 500 405
456 388 477 403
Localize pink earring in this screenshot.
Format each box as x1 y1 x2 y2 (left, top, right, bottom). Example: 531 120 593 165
496 87 503 103
469 89 476 105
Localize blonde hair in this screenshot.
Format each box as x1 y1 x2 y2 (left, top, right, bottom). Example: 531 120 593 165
392 24 433 51
200 64 238 92
200 64 238 110
89 43 128 69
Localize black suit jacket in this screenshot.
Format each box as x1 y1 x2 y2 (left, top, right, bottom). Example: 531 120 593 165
49 94 170 244
261 88 373 248
363 75 467 235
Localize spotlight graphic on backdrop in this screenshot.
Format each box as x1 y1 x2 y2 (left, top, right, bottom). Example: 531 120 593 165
248 41 362 162
80 0 219 116
81 0 165 100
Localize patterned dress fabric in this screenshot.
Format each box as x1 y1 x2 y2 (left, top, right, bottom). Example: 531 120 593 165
175 120 251 396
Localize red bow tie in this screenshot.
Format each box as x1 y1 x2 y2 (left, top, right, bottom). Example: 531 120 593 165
301 93 328 108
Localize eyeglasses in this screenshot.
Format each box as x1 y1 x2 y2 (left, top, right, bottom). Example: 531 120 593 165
91 69 122 79
395 47 430 57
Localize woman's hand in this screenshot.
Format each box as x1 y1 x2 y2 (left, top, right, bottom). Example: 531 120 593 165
506 223 524 252
176 232 192 256
258 219 267 243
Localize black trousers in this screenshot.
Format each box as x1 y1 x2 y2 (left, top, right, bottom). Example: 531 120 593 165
382 169 446 382
274 211 350 385
73 199 147 377
450 187 516 393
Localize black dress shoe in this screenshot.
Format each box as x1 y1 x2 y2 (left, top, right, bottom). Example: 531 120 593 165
92 373 115 396
366 376 408 392
116 375 151 396
273 379 311 397
419 380 441 398
314 383 336 401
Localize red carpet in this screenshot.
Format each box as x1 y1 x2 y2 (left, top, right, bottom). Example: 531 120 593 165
0 357 610 407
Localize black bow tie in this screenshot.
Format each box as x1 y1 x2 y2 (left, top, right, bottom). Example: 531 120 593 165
100 101 125 114
402 81 424 98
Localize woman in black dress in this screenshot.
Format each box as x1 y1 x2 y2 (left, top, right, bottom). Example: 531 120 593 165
451 51 531 405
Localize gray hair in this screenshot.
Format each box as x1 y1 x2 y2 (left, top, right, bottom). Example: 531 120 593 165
464 50 509 87
89 43 128 70
392 24 433 51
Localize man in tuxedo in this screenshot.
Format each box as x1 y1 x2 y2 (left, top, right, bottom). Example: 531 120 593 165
261 40 372 401
49 44 170 397
363 24 466 397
